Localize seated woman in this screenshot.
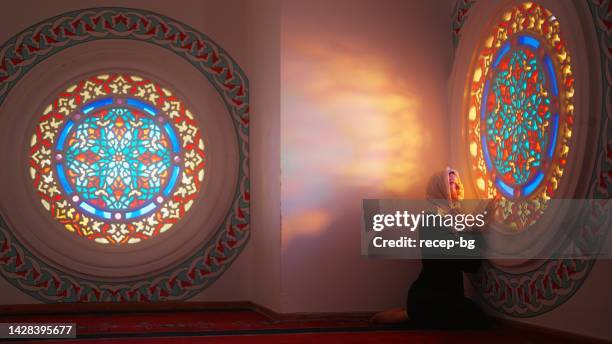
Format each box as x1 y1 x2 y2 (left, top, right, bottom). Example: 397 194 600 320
372 168 490 329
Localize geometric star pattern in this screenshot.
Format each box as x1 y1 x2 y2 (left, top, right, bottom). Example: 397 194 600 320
65 107 172 210
486 45 551 188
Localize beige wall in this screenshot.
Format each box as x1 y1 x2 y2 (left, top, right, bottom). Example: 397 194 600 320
245 0 283 311
279 0 455 313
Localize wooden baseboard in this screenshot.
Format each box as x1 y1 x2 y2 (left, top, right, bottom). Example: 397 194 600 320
0 301 375 322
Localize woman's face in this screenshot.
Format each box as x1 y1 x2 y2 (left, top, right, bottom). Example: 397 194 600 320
449 172 464 202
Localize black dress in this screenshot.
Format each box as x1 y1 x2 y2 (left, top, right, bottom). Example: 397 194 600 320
406 222 489 329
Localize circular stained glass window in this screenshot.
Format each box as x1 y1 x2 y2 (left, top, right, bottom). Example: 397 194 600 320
467 3 574 230
30 74 206 244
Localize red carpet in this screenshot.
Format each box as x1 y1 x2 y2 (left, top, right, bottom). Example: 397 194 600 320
0 310 583 343
1 310 370 335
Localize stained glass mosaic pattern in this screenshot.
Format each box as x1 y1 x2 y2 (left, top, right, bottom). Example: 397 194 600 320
30 74 206 244
59 105 178 219
467 3 574 229
482 35 557 198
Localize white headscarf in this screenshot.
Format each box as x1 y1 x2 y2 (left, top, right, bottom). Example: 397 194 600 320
426 167 461 214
